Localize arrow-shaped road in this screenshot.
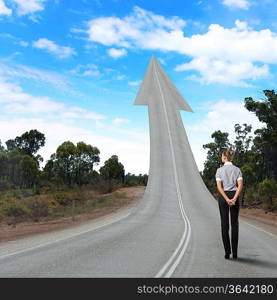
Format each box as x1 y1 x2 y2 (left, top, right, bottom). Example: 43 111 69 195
0 57 277 277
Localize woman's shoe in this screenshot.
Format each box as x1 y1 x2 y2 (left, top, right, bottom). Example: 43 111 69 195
233 254 237 259
225 254 230 259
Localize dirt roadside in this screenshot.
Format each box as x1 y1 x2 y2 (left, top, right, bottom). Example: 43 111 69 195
0 186 145 243
0 186 276 243
240 207 277 236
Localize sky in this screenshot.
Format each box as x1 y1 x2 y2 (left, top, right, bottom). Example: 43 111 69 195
0 0 276 175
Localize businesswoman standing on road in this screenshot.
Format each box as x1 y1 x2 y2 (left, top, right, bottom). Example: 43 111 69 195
215 149 243 260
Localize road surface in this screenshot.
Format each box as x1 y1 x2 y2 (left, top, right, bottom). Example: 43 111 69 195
0 57 276 277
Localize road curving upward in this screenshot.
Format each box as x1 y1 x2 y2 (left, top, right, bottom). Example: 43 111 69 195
0 57 276 277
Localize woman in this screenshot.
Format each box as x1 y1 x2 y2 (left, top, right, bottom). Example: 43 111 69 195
215 149 243 259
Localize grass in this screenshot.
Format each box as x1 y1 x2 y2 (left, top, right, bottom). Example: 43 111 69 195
0 187 129 225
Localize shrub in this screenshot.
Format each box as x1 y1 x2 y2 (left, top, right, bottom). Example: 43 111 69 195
95 179 121 194
258 178 277 211
52 191 76 206
24 196 49 222
244 184 261 207
0 178 12 191
2 200 30 226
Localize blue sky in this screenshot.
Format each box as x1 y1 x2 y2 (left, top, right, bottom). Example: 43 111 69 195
0 0 276 174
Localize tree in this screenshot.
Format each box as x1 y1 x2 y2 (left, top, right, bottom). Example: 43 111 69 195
240 163 257 206
4 149 39 189
55 141 77 186
99 155 125 183
6 149 23 188
245 90 277 180
250 128 272 181
202 130 231 193
74 142 100 186
0 152 9 190
0 139 5 152
258 178 277 210
232 123 252 167
6 129 45 165
125 173 148 186
18 155 39 188
44 141 100 186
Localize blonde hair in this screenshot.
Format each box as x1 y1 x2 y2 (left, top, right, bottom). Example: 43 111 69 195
222 149 235 161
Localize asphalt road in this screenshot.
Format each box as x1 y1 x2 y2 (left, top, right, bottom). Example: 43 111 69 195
0 57 276 277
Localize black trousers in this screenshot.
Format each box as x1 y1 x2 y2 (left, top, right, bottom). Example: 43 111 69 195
218 191 240 255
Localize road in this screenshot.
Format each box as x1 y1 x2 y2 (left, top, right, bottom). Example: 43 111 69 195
0 57 276 277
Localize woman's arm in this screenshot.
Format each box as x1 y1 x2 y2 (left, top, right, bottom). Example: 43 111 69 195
216 180 231 203
231 179 243 203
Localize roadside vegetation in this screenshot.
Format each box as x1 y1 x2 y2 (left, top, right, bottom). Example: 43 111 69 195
201 90 277 212
0 131 148 226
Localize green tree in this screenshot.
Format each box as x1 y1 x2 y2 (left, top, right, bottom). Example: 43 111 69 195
100 155 125 183
6 129 45 165
240 163 257 206
232 123 252 167
125 173 148 186
74 142 100 186
0 152 10 190
202 130 231 193
6 149 22 188
245 90 277 180
44 141 100 186
51 141 77 186
18 155 39 188
251 128 272 181
0 139 5 152
258 178 277 210
4 149 39 189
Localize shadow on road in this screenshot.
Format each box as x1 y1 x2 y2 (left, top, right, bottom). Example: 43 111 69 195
234 257 277 269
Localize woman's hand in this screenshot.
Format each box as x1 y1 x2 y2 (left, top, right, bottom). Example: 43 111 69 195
226 199 233 206
228 198 237 206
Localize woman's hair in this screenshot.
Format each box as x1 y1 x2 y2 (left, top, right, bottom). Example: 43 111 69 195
221 149 235 161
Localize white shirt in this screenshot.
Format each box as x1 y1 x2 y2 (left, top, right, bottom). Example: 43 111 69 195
215 161 243 191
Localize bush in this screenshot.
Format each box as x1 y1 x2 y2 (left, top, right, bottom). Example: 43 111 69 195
0 178 12 191
95 179 121 194
244 184 261 207
2 200 30 226
24 196 49 222
258 178 277 211
52 191 76 206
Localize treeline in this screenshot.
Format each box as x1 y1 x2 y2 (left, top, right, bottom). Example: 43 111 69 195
201 90 277 211
0 130 148 190
0 131 148 224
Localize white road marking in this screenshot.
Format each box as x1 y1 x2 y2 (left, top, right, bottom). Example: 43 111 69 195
241 219 277 238
153 62 191 278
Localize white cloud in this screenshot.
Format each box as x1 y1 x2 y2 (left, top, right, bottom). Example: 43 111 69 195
112 118 130 125
18 40 29 47
108 48 127 58
86 6 185 47
175 57 269 87
116 74 127 80
33 38 76 58
0 76 105 121
128 80 141 86
0 0 12 15
222 0 251 10
0 61 70 91
70 64 100 77
10 0 47 16
83 7 277 86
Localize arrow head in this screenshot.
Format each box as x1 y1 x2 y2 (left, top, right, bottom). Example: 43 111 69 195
134 56 193 112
